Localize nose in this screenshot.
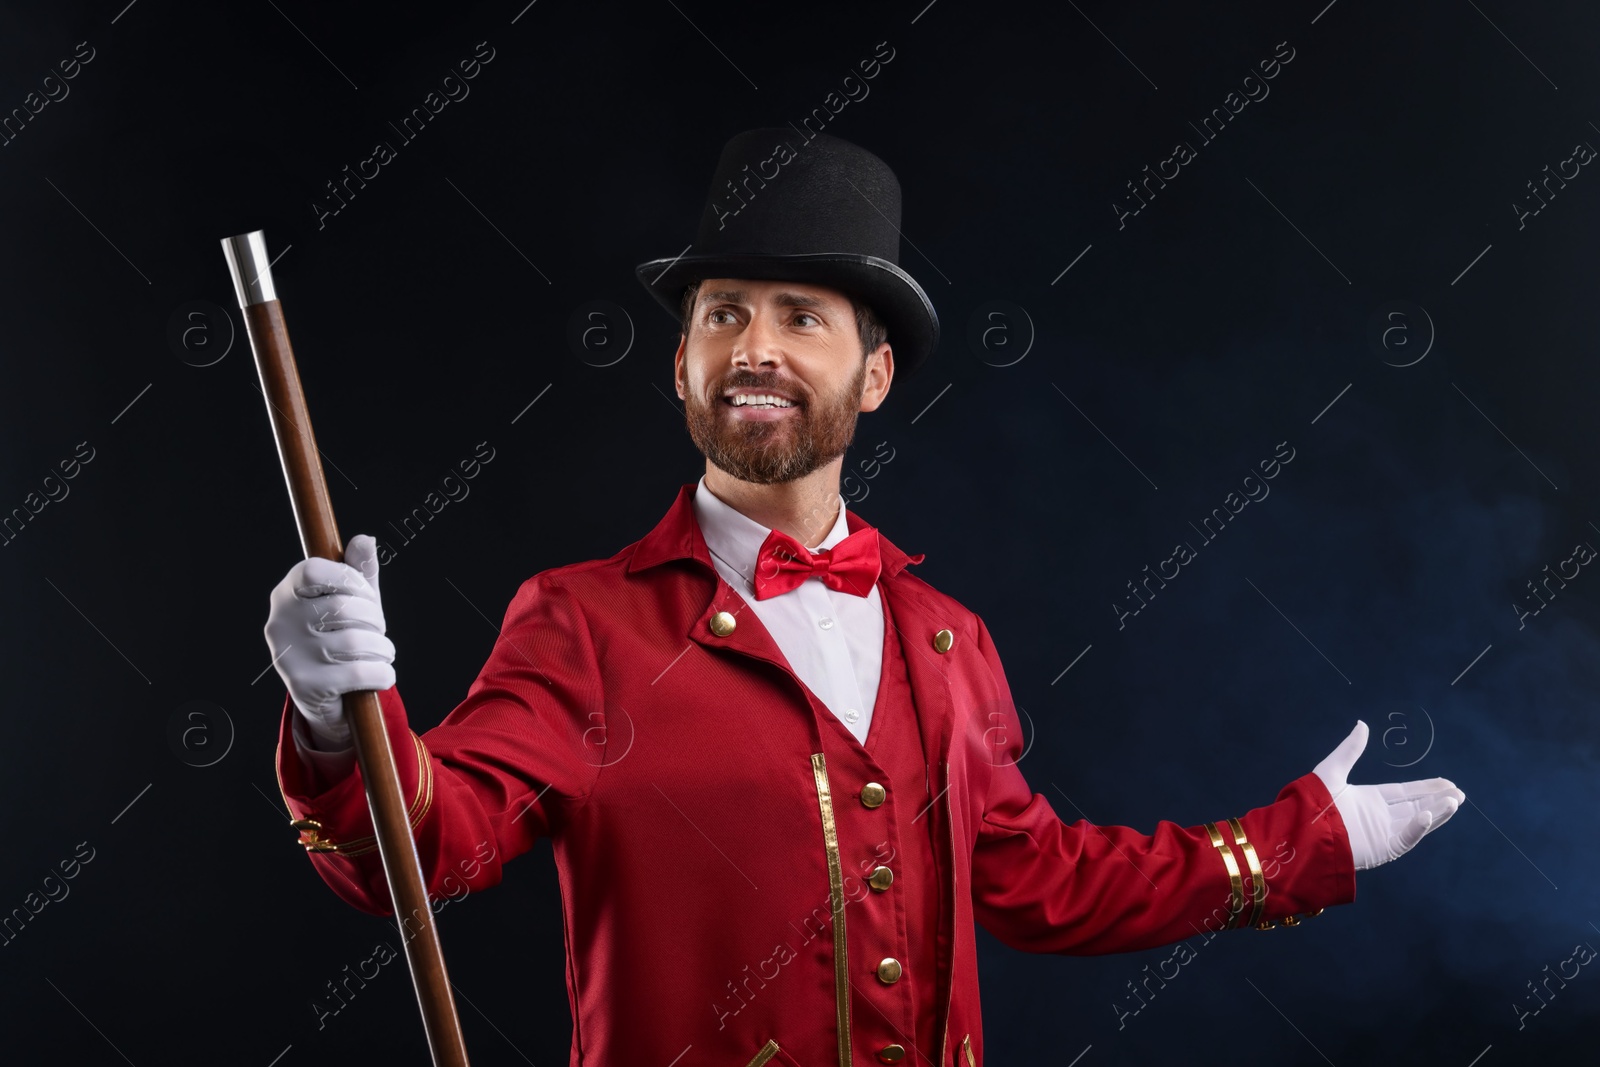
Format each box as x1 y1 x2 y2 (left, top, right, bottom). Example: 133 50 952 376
731 310 784 371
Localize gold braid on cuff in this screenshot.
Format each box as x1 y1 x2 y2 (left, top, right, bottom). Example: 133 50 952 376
1204 822 1245 928
1226 817 1266 930
290 730 437 856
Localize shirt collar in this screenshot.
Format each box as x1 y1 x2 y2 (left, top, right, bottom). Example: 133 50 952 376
626 479 925 580
692 474 853 590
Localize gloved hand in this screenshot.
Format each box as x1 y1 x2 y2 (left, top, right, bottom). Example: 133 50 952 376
264 534 395 751
1313 720 1464 871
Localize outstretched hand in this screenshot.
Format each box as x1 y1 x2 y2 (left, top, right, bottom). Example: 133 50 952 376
1313 721 1465 871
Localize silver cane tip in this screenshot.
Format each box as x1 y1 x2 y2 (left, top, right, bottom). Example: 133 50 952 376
220 230 278 308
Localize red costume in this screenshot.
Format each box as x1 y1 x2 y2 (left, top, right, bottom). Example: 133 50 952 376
274 481 1357 1066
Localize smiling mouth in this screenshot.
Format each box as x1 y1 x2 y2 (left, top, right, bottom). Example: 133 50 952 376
720 395 800 425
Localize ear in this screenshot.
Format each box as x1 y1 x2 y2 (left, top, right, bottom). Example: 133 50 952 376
673 333 688 400
859 342 893 412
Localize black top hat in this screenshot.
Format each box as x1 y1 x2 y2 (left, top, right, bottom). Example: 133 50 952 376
635 128 939 379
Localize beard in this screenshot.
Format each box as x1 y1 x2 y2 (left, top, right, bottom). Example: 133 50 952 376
684 359 867 485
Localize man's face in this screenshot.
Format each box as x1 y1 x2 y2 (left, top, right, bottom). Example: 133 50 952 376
674 277 892 485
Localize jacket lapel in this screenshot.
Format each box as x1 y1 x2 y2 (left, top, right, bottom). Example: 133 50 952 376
629 481 828 691
632 482 955 735
685 576 797 678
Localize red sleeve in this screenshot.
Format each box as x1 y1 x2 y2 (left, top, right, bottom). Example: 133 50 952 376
271 573 605 916
965 614 1357 955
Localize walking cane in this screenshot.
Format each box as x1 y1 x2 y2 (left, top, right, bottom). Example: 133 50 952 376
222 230 472 1066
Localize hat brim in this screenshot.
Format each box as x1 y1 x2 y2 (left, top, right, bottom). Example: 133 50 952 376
634 252 939 379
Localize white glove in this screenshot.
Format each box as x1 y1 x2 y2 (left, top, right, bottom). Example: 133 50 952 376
264 534 395 751
1313 720 1464 871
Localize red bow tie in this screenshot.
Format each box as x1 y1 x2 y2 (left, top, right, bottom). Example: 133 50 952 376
753 526 882 600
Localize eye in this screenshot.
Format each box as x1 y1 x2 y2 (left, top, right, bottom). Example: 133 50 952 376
793 312 820 327
708 308 735 324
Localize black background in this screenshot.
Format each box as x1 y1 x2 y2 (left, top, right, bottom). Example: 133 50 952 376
1 1 1595 1064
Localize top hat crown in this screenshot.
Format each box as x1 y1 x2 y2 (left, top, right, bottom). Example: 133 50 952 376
636 128 939 378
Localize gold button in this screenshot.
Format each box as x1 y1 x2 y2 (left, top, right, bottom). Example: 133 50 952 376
877 1045 906 1064
860 782 886 808
876 957 902 984
932 628 954 653
867 865 894 891
709 611 737 637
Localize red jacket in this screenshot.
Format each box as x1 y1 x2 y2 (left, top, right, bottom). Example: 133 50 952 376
274 481 1356 1066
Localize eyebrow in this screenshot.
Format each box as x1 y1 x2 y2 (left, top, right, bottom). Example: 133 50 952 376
699 289 830 311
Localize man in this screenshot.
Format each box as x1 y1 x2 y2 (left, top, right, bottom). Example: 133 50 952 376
266 130 1464 1066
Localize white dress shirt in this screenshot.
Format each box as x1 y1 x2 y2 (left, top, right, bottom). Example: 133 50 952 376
693 474 885 745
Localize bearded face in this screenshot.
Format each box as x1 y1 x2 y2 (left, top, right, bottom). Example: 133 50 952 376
683 357 869 484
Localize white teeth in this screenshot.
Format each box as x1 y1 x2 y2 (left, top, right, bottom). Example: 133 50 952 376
728 394 794 407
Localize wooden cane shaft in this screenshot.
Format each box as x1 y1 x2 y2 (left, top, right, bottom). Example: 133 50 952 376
241 299 471 1067
242 302 343 560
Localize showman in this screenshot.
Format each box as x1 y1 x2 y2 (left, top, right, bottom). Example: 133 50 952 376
265 129 1465 1067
